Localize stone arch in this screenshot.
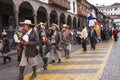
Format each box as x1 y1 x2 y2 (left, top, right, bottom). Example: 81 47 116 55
0 0 16 30
37 6 48 24
19 1 34 23
78 18 81 28
50 10 58 25
59 13 66 27
73 17 77 29
67 15 72 29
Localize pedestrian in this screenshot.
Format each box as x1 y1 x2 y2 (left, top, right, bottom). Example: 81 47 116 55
88 27 97 50
109 28 112 40
81 27 88 51
77 29 81 44
37 22 50 70
18 20 39 80
49 23 62 63
113 27 119 41
14 27 23 66
1 29 11 65
61 24 72 59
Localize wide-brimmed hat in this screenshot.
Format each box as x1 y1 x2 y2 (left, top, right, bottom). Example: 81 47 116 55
51 23 59 30
37 22 46 27
20 20 34 26
2 29 7 35
62 24 69 28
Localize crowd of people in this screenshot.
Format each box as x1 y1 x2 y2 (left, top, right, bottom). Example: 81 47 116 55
0 19 119 80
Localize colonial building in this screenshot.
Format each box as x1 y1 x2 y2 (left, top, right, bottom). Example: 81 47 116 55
92 5 109 27
97 3 120 27
0 0 78 30
0 0 107 32
77 0 91 28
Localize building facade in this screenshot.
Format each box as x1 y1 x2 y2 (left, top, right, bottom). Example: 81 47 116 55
98 3 120 27
0 0 107 32
0 0 78 30
77 0 91 28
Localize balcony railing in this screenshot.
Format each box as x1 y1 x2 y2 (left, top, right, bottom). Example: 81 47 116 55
49 0 70 10
77 8 88 17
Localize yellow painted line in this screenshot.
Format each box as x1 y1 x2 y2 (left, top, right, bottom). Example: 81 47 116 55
73 49 107 53
72 53 105 56
61 58 104 62
47 64 101 70
74 73 99 80
24 73 99 80
83 50 107 53
73 50 108 54
24 74 78 80
48 65 100 70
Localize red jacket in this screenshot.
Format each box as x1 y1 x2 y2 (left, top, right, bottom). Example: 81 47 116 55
113 29 119 35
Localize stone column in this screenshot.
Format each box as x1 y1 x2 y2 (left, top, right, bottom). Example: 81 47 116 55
33 12 37 26
71 18 73 29
58 18 61 28
76 18 78 29
14 10 19 27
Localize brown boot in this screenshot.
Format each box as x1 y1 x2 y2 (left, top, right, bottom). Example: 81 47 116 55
1 56 6 65
30 66 37 79
18 66 25 80
58 59 61 63
66 50 70 59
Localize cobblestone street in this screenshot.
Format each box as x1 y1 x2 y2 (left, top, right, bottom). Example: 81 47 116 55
101 35 120 80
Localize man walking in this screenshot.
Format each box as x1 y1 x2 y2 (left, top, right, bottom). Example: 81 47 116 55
18 20 39 80
88 27 97 50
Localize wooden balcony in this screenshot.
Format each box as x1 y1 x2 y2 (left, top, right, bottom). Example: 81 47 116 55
77 9 88 17
49 0 70 10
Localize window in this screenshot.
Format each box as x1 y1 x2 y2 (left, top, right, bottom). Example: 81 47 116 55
115 7 118 10
73 2 75 13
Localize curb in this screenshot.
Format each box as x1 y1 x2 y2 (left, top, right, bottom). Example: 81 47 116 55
0 50 17 58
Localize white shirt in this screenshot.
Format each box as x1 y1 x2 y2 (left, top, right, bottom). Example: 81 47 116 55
81 27 88 39
22 29 32 42
14 34 20 43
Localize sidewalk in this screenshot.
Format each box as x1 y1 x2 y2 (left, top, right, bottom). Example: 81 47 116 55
0 50 17 58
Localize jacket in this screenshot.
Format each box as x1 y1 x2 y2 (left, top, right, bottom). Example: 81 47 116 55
24 29 39 57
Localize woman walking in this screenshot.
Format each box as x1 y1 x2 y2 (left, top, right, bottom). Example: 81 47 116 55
1 29 11 65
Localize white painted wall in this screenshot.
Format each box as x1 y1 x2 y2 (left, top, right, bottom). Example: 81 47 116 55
67 0 77 14
99 6 120 26
100 7 120 16
39 0 49 3
114 19 120 25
